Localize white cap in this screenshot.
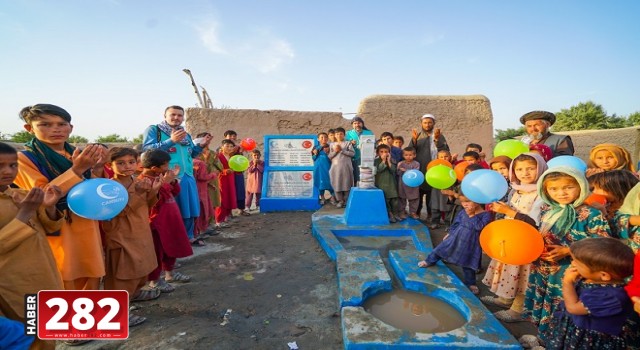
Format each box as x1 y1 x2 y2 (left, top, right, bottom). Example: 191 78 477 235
421 114 436 121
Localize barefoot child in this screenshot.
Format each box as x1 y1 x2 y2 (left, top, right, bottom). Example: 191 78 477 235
0 142 64 350
418 195 492 294
374 144 399 223
139 149 193 292
546 238 634 349
396 147 420 220
245 149 264 212
101 147 162 326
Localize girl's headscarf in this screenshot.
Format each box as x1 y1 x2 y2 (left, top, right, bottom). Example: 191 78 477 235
529 143 553 162
588 143 634 172
619 182 640 215
537 166 590 236
510 152 548 192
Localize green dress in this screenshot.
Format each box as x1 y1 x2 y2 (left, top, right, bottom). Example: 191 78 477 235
524 205 611 342
201 150 223 208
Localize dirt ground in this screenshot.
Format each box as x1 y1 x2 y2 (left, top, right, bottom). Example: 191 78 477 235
57 208 535 350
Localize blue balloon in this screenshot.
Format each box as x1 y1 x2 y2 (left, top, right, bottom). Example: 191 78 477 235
460 169 509 204
546 156 587 172
67 179 128 220
402 169 424 187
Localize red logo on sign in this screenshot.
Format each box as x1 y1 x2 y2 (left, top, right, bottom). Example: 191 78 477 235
302 173 312 181
37 290 129 340
302 141 312 149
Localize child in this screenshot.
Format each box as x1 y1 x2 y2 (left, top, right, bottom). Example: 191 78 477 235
523 166 611 344
312 132 335 205
615 180 640 252
586 143 635 177
397 147 420 220
245 149 264 212
380 131 403 164
418 195 492 294
197 132 223 227
193 155 217 244
452 143 489 168
14 104 106 291
545 238 634 349
392 136 405 150
224 130 249 215
101 147 162 326
374 144 399 223
529 143 553 162
327 128 336 143
0 142 64 350
215 139 238 225
489 156 512 181
429 150 453 229
328 127 354 208
461 151 482 165
139 149 193 293
482 153 547 322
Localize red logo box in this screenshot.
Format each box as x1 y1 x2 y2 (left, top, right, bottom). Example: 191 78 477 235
37 290 129 340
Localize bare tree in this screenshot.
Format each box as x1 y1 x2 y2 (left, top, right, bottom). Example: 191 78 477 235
182 69 204 108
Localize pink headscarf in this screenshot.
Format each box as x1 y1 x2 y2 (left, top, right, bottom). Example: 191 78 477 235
509 152 548 192
529 143 553 162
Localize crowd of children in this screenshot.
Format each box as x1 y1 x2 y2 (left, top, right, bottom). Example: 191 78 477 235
4 104 640 349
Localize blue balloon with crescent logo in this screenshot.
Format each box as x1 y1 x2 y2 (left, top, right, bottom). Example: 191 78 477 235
402 169 424 187
67 178 128 220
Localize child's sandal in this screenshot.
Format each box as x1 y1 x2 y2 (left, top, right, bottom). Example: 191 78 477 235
166 271 191 283
131 288 161 302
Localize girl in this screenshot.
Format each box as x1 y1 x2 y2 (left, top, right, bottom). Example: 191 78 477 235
14 104 107 291
197 132 223 229
586 143 634 177
529 143 553 162
523 166 611 344
616 181 640 252
245 149 264 212
545 238 634 350
396 147 420 220
312 132 335 205
418 195 492 295
482 153 547 323
193 156 216 245
328 127 354 208
587 170 639 240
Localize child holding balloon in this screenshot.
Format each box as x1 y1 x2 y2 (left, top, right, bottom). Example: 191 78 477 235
418 195 492 294
543 238 635 350
216 139 238 225
397 147 421 220
482 153 547 322
523 166 611 345
429 150 454 228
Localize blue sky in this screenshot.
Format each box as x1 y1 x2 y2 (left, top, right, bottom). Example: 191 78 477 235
2 0 639 141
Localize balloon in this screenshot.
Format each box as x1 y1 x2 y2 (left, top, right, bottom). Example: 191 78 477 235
229 155 250 172
425 165 456 189
546 155 587 172
480 219 544 265
402 169 424 187
427 159 453 170
241 138 257 151
493 139 529 159
67 178 128 220
453 162 470 181
460 169 509 204
584 193 607 206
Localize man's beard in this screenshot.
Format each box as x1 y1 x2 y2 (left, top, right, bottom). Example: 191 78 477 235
528 132 543 140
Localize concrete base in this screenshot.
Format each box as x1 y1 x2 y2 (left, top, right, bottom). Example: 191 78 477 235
344 188 389 226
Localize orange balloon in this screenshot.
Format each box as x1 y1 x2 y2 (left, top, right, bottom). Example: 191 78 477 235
427 159 453 170
453 162 470 181
479 219 544 265
584 193 607 206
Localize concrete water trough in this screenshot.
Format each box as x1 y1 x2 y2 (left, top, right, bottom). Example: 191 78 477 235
311 188 520 349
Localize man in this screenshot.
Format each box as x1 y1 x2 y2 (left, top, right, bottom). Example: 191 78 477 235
142 105 212 245
520 110 574 156
345 116 374 184
410 114 450 220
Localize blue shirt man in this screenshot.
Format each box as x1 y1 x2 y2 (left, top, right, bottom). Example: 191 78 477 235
345 116 374 184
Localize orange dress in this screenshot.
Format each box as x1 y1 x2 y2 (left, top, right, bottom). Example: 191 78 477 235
14 153 105 285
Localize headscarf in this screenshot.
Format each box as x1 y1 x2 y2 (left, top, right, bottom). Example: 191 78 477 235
510 152 548 192
588 143 634 172
537 166 590 236
157 120 190 146
529 143 553 162
618 182 640 215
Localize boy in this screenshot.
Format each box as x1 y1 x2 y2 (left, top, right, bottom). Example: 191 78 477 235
312 132 335 205
374 144 399 223
453 144 490 169
429 150 453 229
380 132 403 164
393 136 405 150
0 142 64 350
223 130 250 216
216 139 238 225
328 129 337 143
193 155 217 244
397 146 420 220
101 147 161 327
139 149 193 292
328 127 355 208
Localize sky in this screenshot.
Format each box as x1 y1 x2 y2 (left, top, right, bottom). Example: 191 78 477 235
2 0 639 141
